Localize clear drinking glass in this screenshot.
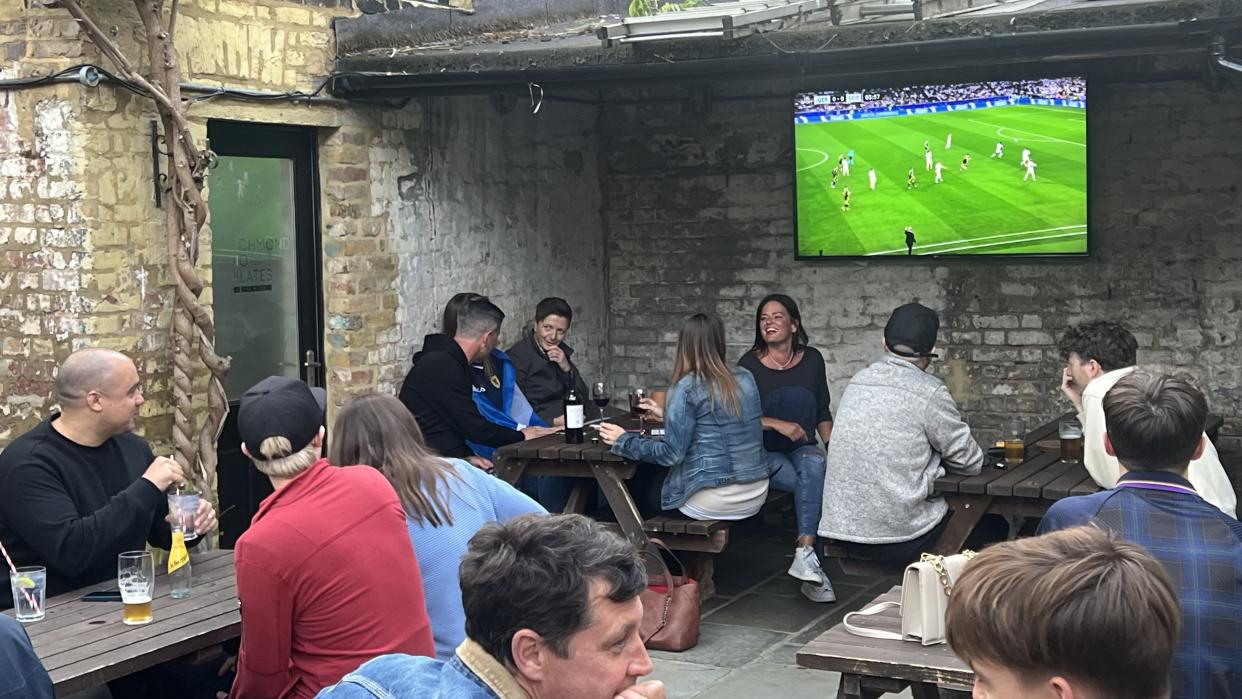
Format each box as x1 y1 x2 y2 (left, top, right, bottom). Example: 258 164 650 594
1003 417 1026 465
118 551 154 626
168 491 200 541
9 566 45 623
1059 419 1084 464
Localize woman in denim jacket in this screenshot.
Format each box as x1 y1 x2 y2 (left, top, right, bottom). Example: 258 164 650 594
598 313 772 522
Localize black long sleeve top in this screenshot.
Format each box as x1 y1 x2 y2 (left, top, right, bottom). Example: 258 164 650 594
398 334 524 458
0 416 174 608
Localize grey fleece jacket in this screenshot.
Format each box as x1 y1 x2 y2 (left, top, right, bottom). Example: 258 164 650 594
818 355 983 544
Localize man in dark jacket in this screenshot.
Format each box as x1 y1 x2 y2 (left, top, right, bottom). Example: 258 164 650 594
399 297 555 462
506 297 589 426
0 348 218 609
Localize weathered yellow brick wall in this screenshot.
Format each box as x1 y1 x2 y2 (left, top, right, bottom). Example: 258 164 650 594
0 0 408 450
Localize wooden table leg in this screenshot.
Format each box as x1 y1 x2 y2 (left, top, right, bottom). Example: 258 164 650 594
563 482 590 514
590 462 649 550
932 494 992 555
839 674 885 699
909 683 939 699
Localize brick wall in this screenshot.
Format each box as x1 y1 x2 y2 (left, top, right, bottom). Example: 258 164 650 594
599 73 1242 450
0 0 384 451
383 95 609 388
1 0 611 451
0 5 137 444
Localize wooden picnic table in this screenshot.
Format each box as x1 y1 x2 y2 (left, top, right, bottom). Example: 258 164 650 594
4 549 239 696
796 585 972 699
494 412 652 550
930 413 1224 555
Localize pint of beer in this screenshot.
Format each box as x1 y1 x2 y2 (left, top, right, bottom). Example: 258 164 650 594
118 551 155 626
122 597 153 625
1059 419 1084 464
1004 418 1026 465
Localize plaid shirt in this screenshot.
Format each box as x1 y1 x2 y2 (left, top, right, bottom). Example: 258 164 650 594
1040 470 1242 699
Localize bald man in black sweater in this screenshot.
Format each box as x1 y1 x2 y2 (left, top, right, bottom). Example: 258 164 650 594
0 348 217 609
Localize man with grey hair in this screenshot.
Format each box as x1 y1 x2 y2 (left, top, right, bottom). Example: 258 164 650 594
229 376 434 698
818 303 984 560
318 513 665 699
399 296 555 462
0 347 217 609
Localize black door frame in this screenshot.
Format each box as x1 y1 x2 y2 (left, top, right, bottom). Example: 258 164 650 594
207 120 324 547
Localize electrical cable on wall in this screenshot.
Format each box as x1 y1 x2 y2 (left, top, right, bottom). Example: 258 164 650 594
0 63 349 105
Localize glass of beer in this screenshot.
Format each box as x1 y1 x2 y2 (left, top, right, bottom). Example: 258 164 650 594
1004 418 1026 465
118 551 154 626
1059 419 1084 463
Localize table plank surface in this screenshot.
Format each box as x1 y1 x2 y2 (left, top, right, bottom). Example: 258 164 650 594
796 586 973 691
984 451 1060 497
496 412 647 466
5 549 239 695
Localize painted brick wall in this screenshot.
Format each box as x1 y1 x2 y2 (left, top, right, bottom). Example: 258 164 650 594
385 95 610 389
599 75 1242 450
0 0 383 451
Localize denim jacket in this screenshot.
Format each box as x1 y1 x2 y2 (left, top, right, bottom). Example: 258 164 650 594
612 367 771 510
316 640 529 699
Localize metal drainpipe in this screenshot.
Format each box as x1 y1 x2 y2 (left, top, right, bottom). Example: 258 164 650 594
1210 35 1242 74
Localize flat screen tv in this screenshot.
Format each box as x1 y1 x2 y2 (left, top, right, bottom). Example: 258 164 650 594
793 77 1087 258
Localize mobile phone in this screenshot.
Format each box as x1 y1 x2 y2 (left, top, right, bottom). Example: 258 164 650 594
81 589 123 602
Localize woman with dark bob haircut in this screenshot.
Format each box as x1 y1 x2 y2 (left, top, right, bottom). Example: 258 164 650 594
738 294 835 602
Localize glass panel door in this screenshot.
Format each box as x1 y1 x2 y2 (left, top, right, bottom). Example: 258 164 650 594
207 121 322 547
211 156 302 399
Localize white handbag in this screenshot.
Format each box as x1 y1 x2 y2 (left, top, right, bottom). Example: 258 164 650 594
843 551 975 646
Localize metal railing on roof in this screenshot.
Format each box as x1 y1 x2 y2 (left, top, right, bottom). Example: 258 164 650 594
597 0 831 46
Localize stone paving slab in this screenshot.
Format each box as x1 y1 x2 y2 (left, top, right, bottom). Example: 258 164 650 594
646 525 913 698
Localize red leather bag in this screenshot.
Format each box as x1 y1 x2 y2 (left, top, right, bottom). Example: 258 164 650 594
639 540 700 651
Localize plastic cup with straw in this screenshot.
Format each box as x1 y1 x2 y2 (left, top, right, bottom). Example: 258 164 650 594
1 539 43 622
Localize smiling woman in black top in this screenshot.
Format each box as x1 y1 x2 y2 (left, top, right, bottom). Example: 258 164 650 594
738 294 835 602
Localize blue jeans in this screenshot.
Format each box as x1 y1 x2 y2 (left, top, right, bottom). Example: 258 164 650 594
767 445 827 538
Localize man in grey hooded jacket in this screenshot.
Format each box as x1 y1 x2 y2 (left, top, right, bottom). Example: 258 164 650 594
818 303 983 561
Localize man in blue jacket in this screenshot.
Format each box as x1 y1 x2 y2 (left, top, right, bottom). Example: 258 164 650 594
316 514 665 699
1039 369 1242 698
0 616 53 699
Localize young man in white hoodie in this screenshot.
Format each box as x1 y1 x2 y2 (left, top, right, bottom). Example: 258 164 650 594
1057 320 1236 518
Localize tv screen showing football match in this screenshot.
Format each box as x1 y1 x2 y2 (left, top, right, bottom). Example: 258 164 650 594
793 77 1087 258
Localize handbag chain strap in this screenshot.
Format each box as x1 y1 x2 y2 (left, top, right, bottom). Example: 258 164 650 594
920 550 976 597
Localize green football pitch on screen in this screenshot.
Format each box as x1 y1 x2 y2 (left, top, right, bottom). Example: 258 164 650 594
795 105 1087 257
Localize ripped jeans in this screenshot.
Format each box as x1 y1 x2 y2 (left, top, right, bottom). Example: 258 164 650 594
766 444 827 538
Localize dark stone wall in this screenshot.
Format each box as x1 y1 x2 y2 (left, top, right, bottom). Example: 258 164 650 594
597 69 1242 450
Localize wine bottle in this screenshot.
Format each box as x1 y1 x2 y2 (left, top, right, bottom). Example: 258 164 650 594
564 374 584 444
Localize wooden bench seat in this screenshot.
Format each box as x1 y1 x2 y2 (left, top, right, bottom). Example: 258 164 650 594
643 515 730 537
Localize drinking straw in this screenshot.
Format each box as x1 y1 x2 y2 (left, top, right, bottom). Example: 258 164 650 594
0 538 40 616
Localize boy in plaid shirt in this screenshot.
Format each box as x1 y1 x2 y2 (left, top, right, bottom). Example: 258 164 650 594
1039 369 1242 698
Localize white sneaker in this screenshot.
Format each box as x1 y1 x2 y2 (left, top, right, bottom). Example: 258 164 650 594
801 578 837 603
787 546 824 583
